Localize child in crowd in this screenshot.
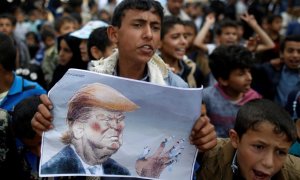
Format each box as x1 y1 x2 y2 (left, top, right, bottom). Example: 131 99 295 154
0 32 46 112
203 45 261 138
54 15 78 36
12 96 42 179
159 16 205 88
193 12 274 55
88 27 116 60
251 35 300 107
194 99 300 179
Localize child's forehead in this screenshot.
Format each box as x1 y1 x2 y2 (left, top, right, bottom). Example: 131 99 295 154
221 26 237 32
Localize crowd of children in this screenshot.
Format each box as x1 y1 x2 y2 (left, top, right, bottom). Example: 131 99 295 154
0 0 300 179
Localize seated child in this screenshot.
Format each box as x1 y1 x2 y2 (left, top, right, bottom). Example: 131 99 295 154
195 99 300 179
203 45 261 137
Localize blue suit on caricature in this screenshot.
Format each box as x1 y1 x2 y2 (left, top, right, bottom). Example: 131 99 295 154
41 145 130 175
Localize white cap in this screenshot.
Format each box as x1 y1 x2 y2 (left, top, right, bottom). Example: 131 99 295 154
70 20 109 39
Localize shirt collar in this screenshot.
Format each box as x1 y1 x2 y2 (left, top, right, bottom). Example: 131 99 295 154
70 145 103 175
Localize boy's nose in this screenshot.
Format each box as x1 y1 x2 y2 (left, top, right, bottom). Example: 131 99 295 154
143 25 153 40
261 152 274 169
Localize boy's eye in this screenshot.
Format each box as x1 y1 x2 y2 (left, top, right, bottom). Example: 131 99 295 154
133 23 142 28
253 144 264 150
276 150 287 157
152 25 161 31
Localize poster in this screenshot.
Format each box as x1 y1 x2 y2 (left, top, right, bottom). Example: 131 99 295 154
39 68 202 180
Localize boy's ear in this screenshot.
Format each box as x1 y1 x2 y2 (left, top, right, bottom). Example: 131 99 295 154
219 78 228 86
90 46 103 60
107 26 118 44
229 129 239 149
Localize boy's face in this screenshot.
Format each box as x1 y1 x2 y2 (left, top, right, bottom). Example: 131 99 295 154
220 68 252 94
160 24 188 61
59 22 76 36
0 18 14 36
167 0 184 15
281 41 300 69
109 9 161 65
44 36 55 48
270 18 282 32
218 27 238 46
184 25 196 49
230 121 291 180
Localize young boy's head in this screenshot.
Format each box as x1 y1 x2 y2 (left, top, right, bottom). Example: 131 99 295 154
0 32 16 72
209 45 254 93
229 99 297 179
12 96 42 156
267 14 282 33
160 16 188 61
88 27 116 60
108 0 163 64
183 20 197 50
41 28 56 49
54 15 77 36
0 13 16 36
280 35 300 70
215 19 238 46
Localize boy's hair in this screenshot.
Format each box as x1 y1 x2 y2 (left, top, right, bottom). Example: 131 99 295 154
209 45 254 80
12 96 41 139
234 99 297 143
161 16 184 39
54 15 77 32
111 0 164 28
0 13 16 26
267 14 282 24
280 35 300 52
183 20 197 34
0 32 16 71
215 19 238 36
41 28 56 42
87 27 112 59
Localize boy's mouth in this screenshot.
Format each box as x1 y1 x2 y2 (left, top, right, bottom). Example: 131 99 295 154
253 169 271 180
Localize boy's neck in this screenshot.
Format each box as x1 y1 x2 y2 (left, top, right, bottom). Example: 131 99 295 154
219 85 244 101
161 55 181 73
117 59 147 80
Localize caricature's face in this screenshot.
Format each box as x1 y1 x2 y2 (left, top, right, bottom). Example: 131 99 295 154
230 122 291 180
84 108 125 153
281 41 300 69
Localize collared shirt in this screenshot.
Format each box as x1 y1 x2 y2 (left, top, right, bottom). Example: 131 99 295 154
70 145 104 175
275 65 300 106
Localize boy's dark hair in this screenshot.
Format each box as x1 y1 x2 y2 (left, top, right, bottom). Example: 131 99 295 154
54 15 77 32
280 35 300 52
12 96 41 139
0 32 16 71
209 45 254 80
0 13 17 26
215 19 238 35
234 99 297 143
267 14 282 24
161 16 184 39
87 27 112 60
111 0 164 28
183 20 197 34
41 28 56 42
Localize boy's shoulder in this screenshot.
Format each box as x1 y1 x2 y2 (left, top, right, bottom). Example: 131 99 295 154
279 154 300 179
198 138 234 179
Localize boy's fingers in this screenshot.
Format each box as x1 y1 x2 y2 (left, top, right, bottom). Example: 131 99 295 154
40 94 53 110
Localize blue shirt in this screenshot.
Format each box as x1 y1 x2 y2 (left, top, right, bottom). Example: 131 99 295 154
0 74 46 111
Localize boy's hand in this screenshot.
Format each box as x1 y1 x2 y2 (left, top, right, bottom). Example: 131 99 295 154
240 12 258 27
189 116 217 152
31 94 54 136
205 13 216 25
